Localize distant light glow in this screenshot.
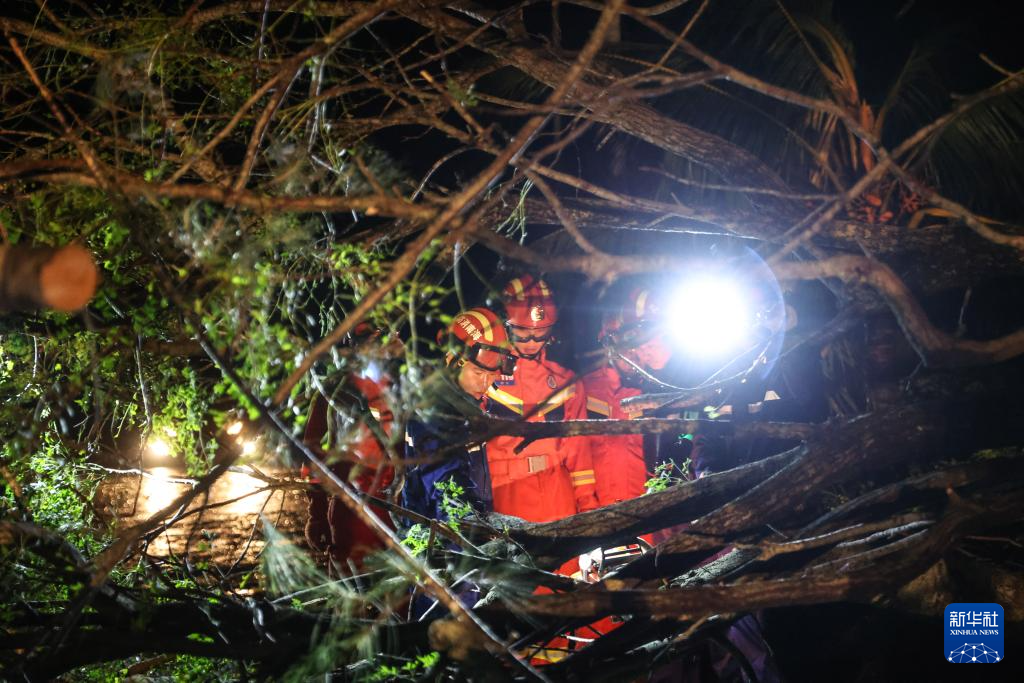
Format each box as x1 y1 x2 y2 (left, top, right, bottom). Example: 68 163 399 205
222 471 269 514
139 468 268 516
226 421 244 436
240 440 257 456
667 274 750 357
142 467 183 514
147 437 173 458
163 426 177 437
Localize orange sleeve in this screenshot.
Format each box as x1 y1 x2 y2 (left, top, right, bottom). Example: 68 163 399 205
562 381 599 513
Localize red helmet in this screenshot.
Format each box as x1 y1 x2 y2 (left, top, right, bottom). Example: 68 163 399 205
448 307 516 373
502 275 557 329
599 288 665 350
620 288 663 328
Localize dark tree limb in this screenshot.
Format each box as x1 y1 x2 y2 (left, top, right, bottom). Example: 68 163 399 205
776 255 1024 367
477 449 800 566
404 5 794 214
519 491 1024 620
799 455 1024 536
467 416 817 444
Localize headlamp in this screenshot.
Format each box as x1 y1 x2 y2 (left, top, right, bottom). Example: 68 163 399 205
599 246 785 390
665 273 751 358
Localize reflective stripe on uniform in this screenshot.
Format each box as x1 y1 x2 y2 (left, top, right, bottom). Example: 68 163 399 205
571 469 596 487
586 395 611 417
486 386 524 415
524 648 569 663
537 384 575 417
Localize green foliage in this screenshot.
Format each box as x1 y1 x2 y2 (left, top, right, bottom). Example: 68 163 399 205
446 78 479 108
401 523 433 557
644 459 690 494
0 4 453 681
259 524 418 680
401 478 473 556
150 655 241 682
368 651 440 681
436 478 473 532
68 655 241 683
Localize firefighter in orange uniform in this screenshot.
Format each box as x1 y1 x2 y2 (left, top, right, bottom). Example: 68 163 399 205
559 289 673 648
484 275 599 522
583 288 676 507
302 327 396 568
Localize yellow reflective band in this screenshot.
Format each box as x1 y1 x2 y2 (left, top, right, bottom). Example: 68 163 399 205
486 386 523 414
537 385 575 416
538 280 550 297
587 396 611 416
463 310 495 342
510 277 525 301
572 469 596 487
522 648 568 663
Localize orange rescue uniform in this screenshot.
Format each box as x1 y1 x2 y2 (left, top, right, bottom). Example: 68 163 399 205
581 366 649 507
484 351 598 522
302 372 395 566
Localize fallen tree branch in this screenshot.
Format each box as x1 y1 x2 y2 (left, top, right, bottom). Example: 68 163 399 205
519 490 1024 619
468 416 817 444
775 255 1024 367
479 448 800 565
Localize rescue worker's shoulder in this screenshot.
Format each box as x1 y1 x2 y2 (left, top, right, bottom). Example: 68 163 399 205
581 365 616 393
537 355 575 380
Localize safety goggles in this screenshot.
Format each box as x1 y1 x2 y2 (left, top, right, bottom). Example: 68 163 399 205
506 326 554 344
461 343 517 375
599 321 661 351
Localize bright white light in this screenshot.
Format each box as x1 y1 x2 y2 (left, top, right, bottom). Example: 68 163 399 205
363 360 383 383
667 274 750 357
222 470 271 514
240 440 257 456
226 420 244 436
142 467 183 514
147 437 173 458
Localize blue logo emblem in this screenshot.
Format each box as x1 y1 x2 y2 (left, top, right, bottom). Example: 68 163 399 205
945 603 1003 663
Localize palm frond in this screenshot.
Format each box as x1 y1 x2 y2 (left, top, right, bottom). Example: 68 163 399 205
923 88 1024 217
876 44 946 136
